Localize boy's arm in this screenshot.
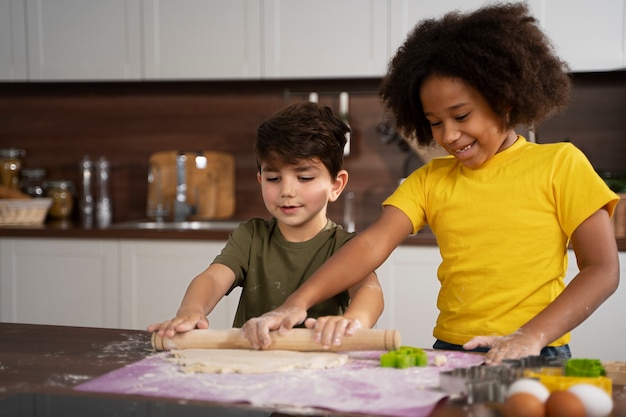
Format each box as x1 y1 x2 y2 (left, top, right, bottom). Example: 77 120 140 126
344 272 384 328
243 206 413 349
147 263 236 338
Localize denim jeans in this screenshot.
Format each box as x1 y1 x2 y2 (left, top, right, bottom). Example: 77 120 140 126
433 339 572 359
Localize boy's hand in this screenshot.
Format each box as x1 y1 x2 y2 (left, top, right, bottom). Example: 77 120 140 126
463 330 543 365
241 306 307 349
304 316 362 350
146 311 209 338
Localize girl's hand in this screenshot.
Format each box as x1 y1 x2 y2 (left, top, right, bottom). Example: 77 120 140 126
304 316 362 350
463 330 543 365
242 306 307 349
146 311 209 338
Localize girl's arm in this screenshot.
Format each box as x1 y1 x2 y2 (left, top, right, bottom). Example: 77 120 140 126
243 206 414 349
466 208 620 364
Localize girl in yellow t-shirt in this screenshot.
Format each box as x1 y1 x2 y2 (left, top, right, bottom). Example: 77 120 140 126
242 3 620 365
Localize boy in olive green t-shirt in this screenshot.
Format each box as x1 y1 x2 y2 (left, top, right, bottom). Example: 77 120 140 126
148 102 383 349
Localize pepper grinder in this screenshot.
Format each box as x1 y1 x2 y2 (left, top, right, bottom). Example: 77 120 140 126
96 156 112 228
80 156 94 228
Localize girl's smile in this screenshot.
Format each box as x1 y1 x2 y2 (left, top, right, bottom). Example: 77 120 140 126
420 75 517 169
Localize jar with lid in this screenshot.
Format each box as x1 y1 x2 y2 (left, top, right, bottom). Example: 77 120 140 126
0 148 26 189
20 168 47 198
44 180 75 220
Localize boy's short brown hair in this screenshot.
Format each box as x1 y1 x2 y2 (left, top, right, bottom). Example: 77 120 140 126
256 102 349 178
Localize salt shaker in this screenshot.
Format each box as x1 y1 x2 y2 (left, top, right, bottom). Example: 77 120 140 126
96 156 112 228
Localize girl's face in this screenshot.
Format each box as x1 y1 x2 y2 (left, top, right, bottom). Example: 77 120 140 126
257 158 346 241
420 75 517 169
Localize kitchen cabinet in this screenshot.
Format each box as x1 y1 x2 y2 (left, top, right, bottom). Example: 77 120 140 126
377 245 626 361
0 0 27 80
4 0 625 81
2 236 624 360
0 237 119 327
388 0 626 72
376 245 441 351
143 0 388 79
25 0 141 80
0 237 240 331
262 0 388 78
118 240 241 330
142 0 261 79
533 0 625 72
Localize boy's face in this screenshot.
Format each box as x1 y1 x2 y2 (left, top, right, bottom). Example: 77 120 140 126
257 157 347 241
420 75 516 169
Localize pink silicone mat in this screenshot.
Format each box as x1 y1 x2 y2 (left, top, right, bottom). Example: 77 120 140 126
75 350 484 417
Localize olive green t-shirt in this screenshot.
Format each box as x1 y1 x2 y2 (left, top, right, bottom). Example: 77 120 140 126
212 217 352 327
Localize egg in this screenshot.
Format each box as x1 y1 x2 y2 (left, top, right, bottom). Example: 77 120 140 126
545 390 585 417
502 392 545 417
568 383 614 417
507 378 551 402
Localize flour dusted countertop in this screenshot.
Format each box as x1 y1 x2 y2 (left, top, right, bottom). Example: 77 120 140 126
2 323 626 417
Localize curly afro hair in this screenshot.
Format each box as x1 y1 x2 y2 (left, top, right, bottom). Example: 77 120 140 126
379 2 571 146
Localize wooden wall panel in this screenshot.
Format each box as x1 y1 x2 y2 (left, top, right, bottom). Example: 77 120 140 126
1 72 624 229
0 79 406 228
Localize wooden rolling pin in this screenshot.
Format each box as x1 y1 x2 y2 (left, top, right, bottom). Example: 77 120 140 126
152 328 401 352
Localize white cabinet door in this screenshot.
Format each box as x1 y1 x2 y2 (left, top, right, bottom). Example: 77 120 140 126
0 238 119 328
0 0 27 80
376 245 441 349
142 0 262 80
529 0 625 72
263 0 388 78
25 0 141 80
119 240 241 330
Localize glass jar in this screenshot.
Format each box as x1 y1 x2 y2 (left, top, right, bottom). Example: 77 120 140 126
44 180 75 220
0 148 26 189
20 168 47 198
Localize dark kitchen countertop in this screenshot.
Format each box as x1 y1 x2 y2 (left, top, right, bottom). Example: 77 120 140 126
1 222 625 251
2 322 624 417
0 220 443 246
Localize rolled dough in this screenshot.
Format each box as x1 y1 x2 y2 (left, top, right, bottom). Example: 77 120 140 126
169 349 349 374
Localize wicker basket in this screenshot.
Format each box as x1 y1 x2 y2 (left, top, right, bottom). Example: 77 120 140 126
0 198 52 226
614 194 626 238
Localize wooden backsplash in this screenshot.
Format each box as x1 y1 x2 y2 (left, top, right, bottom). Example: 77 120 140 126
1 71 625 230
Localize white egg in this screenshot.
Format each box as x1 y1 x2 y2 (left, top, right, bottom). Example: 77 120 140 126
568 383 613 417
506 378 550 402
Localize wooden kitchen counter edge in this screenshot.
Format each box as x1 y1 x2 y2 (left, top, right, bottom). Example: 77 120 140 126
1 322 625 417
1 223 625 251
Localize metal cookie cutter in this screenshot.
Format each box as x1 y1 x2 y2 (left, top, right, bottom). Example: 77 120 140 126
438 355 566 404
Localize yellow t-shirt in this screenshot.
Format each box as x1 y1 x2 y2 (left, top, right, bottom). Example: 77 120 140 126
383 136 619 346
